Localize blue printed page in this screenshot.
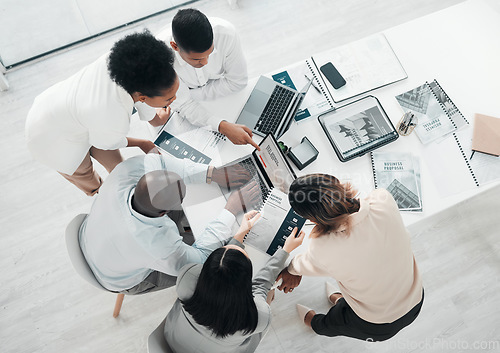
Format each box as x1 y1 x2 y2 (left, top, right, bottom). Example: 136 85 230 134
245 188 306 256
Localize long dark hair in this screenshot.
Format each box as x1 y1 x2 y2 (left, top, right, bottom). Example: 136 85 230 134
289 174 360 236
182 247 258 338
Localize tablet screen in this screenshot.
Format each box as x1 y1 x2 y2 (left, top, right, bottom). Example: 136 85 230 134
319 96 397 161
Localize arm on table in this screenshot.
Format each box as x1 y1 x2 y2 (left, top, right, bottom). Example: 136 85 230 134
126 137 159 154
169 79 259 149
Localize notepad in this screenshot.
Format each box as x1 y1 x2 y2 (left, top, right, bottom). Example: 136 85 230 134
306 33 407 103
472 113 500 156
395 79 469 145
154 112 226 165
244 188 306 256
370 152 422 212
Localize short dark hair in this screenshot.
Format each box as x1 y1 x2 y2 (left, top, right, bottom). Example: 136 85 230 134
107 30 176 96
182 247 258 338
172 8 213 53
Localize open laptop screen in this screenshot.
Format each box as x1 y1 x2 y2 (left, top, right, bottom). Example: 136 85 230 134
254 134 296 193
277 78 313 138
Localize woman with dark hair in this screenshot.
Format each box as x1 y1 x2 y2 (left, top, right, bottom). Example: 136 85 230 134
277 174 423 342
164 211 305 352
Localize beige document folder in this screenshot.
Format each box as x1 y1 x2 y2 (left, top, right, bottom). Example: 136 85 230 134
471 113 500 156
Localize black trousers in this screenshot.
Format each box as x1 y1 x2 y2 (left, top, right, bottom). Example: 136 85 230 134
311 289 424 341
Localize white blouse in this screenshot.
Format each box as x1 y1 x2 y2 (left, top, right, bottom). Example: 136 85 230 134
25 54 152 174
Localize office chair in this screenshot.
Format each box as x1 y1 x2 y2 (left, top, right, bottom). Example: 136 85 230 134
65 213 125 318
147 319 174 353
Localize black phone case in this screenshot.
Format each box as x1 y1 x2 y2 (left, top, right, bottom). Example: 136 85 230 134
320 62 346 89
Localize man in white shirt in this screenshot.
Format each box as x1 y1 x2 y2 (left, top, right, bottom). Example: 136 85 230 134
80 153 260 294
155 9 260 150
26 31 177 196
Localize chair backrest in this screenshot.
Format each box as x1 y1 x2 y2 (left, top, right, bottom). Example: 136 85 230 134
147 319 174 353
65 213 105 291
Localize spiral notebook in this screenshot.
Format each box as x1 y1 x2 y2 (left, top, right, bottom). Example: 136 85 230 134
370 152 422 212
306 33 407 104
244 188 306 256
395 79 469 144
318 95 399 162
422 126 500 197
471 113 500 156
396 81 500 196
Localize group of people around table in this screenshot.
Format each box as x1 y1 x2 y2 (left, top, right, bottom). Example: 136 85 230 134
25 8 424 352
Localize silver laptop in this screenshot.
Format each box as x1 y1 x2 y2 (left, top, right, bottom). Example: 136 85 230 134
219 133 297 208
236 76 312 138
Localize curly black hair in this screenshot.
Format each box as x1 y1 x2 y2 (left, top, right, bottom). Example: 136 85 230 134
172 9 213 53
107 30 176 97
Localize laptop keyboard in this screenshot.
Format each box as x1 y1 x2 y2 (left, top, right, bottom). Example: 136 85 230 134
239 157 270 209
255 85 295 135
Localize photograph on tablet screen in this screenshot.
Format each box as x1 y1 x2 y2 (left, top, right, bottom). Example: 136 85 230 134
324 105 393 154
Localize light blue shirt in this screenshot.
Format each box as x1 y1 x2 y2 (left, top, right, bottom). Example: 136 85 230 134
79 154 236 292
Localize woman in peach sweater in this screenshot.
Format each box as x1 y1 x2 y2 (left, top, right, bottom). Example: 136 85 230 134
278 174 423 341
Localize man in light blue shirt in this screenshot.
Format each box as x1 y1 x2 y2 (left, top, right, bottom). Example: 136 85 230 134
79 153 258 294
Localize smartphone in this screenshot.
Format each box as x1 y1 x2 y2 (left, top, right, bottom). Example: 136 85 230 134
320 62 346 89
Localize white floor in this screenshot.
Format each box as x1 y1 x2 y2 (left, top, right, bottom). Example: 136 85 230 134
2 0 500 352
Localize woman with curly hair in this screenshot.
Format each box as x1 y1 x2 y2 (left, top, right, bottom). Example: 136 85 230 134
278 174 424 342
26 30 178 196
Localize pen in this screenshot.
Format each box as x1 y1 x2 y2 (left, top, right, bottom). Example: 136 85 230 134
304 74 321 94
404 119 415 135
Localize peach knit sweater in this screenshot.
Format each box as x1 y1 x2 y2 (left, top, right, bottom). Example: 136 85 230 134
288 189 423 323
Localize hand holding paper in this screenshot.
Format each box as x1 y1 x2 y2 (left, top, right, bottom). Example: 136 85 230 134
234 211 261 242
283 227 305 253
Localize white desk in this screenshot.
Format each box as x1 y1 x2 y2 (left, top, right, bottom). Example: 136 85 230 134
172 0 500 266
